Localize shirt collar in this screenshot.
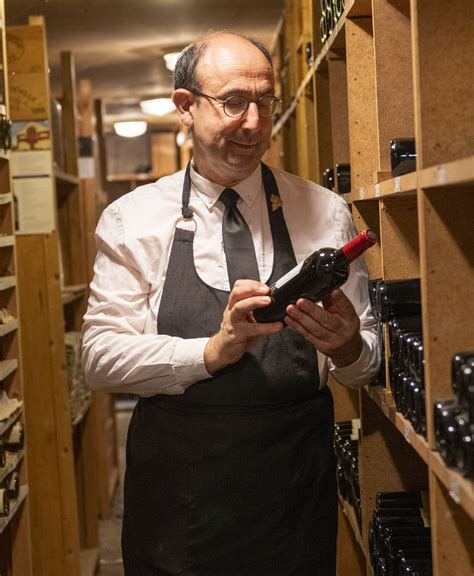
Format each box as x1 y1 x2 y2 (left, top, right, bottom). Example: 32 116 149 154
190 161 263 209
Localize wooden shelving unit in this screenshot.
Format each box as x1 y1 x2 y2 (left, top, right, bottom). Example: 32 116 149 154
6 17 100 576
0 1 33 572
272 1 473 575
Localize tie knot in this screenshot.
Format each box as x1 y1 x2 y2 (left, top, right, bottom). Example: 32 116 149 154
219 188 240 208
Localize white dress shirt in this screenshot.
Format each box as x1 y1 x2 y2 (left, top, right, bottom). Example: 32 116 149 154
82 163 380 396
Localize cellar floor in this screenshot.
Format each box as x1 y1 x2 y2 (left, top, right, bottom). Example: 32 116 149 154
97 409 132 576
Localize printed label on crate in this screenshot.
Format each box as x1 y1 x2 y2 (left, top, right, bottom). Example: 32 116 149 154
11 121 51 151
10 150 52 177
13 176 55 234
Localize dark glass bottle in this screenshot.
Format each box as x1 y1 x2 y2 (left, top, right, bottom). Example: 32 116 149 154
323 167 335 191
336 163 351 193
3 421 24 452
390 138 417 176
254 229 376 323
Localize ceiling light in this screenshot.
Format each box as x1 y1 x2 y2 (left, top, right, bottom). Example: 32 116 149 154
139 98 176 117
163 52 181 71
113 121 147 138
176 131 186 147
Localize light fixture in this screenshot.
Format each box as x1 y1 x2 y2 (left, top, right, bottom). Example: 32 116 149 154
139 98 176 117
113 121 147 138
163 51 181 71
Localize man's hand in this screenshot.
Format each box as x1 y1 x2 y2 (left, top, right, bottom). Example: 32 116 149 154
284 288 363 367
204 280 283 374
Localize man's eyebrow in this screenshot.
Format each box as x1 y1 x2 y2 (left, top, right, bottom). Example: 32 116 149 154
217 88 276 99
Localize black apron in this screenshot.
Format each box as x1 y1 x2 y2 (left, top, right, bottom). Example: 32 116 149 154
122 164 337 576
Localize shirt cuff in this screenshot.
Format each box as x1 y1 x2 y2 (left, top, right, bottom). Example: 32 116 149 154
171 337 212 386
327 335 379 389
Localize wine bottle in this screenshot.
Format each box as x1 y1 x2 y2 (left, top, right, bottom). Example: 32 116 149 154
390 138 417 176
336 163 351 194
4 471 19 500
0 487 9 517
3 422 24 452
323 167 335 191
254 229 376 323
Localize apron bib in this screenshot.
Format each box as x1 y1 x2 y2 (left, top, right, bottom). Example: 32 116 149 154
122 164 337 575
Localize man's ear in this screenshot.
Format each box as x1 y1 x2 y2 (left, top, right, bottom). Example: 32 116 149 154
172 89 195 128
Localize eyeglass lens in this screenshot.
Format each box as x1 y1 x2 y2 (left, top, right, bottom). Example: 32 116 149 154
224 95 280 118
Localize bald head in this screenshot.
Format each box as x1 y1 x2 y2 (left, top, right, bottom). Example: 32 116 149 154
173 32 273 92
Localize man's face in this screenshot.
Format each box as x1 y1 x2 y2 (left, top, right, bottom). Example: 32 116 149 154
181 36 275 186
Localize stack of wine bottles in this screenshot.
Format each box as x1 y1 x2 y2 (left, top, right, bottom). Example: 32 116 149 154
374 279 426 436
0 421 24 518
369 490 432 576
334 419 361 529
390 138 417 177
369 279 386 386
433 351 474 478
320 0 346 43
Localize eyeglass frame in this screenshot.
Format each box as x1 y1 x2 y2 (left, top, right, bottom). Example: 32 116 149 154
189 89 282 118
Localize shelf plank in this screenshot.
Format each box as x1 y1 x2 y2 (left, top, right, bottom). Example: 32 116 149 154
0 319 19 338
80 547 100 576
365 385 429 464
418 154 474 190
72 396 92 428
0 485 28 534
0 407 22 436
338 495 366 557
61 283 88 306
0 235 15 248
0 192 12 205
54 168 80 187
0 275 16 290
0 450 25 484
430 451 474 520
0 358 18 381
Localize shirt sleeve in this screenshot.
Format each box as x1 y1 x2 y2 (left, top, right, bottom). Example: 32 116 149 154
81 204 211 396
326 198 381 388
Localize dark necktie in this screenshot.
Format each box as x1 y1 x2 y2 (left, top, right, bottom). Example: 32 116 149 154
219 188 260 288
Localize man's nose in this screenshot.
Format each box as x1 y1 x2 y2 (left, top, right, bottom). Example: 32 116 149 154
241 102 261 129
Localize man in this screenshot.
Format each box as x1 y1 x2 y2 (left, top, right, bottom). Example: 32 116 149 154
82 32 380 575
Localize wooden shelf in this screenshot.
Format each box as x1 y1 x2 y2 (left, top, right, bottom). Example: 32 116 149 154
0 450 25 484
61 283 88 306
0 149 10 161
0 407 21 436
338 495 365 556
0 275 16 290
349 155 473 202
0 235 14 248
0 192 12 205
0 358 18 381
418 155 474 190
106 172 161 183
430 451 474 520
0 319 18 337
54 168 80 187
351 170 417 201
80 547 99 576
365 385 429 464
72 396 92 428
0 485 28 534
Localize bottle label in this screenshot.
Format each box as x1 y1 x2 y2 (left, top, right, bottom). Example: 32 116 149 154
273 261 304 290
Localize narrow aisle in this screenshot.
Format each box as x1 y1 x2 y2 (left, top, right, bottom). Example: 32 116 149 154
97 408 133 576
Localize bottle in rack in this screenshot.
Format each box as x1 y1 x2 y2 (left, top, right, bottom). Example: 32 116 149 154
254 229 377 323
390 138 417 176
336 163 351 194
3 421 24 452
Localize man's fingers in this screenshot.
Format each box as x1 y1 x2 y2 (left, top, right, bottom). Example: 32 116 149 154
321 288 356 319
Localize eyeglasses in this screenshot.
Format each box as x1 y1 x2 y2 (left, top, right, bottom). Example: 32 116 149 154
190 90 281 118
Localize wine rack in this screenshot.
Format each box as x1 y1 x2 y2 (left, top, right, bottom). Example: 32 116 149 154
5 15 101 576
267 1 474 575
0 1 33 572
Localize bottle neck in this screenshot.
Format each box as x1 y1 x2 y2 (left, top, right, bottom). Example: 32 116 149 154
333 229 377 267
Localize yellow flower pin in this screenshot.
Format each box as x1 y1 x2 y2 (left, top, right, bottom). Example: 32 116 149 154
270 194 283 212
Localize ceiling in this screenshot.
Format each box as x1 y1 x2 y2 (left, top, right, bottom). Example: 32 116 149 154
5 0 283 124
